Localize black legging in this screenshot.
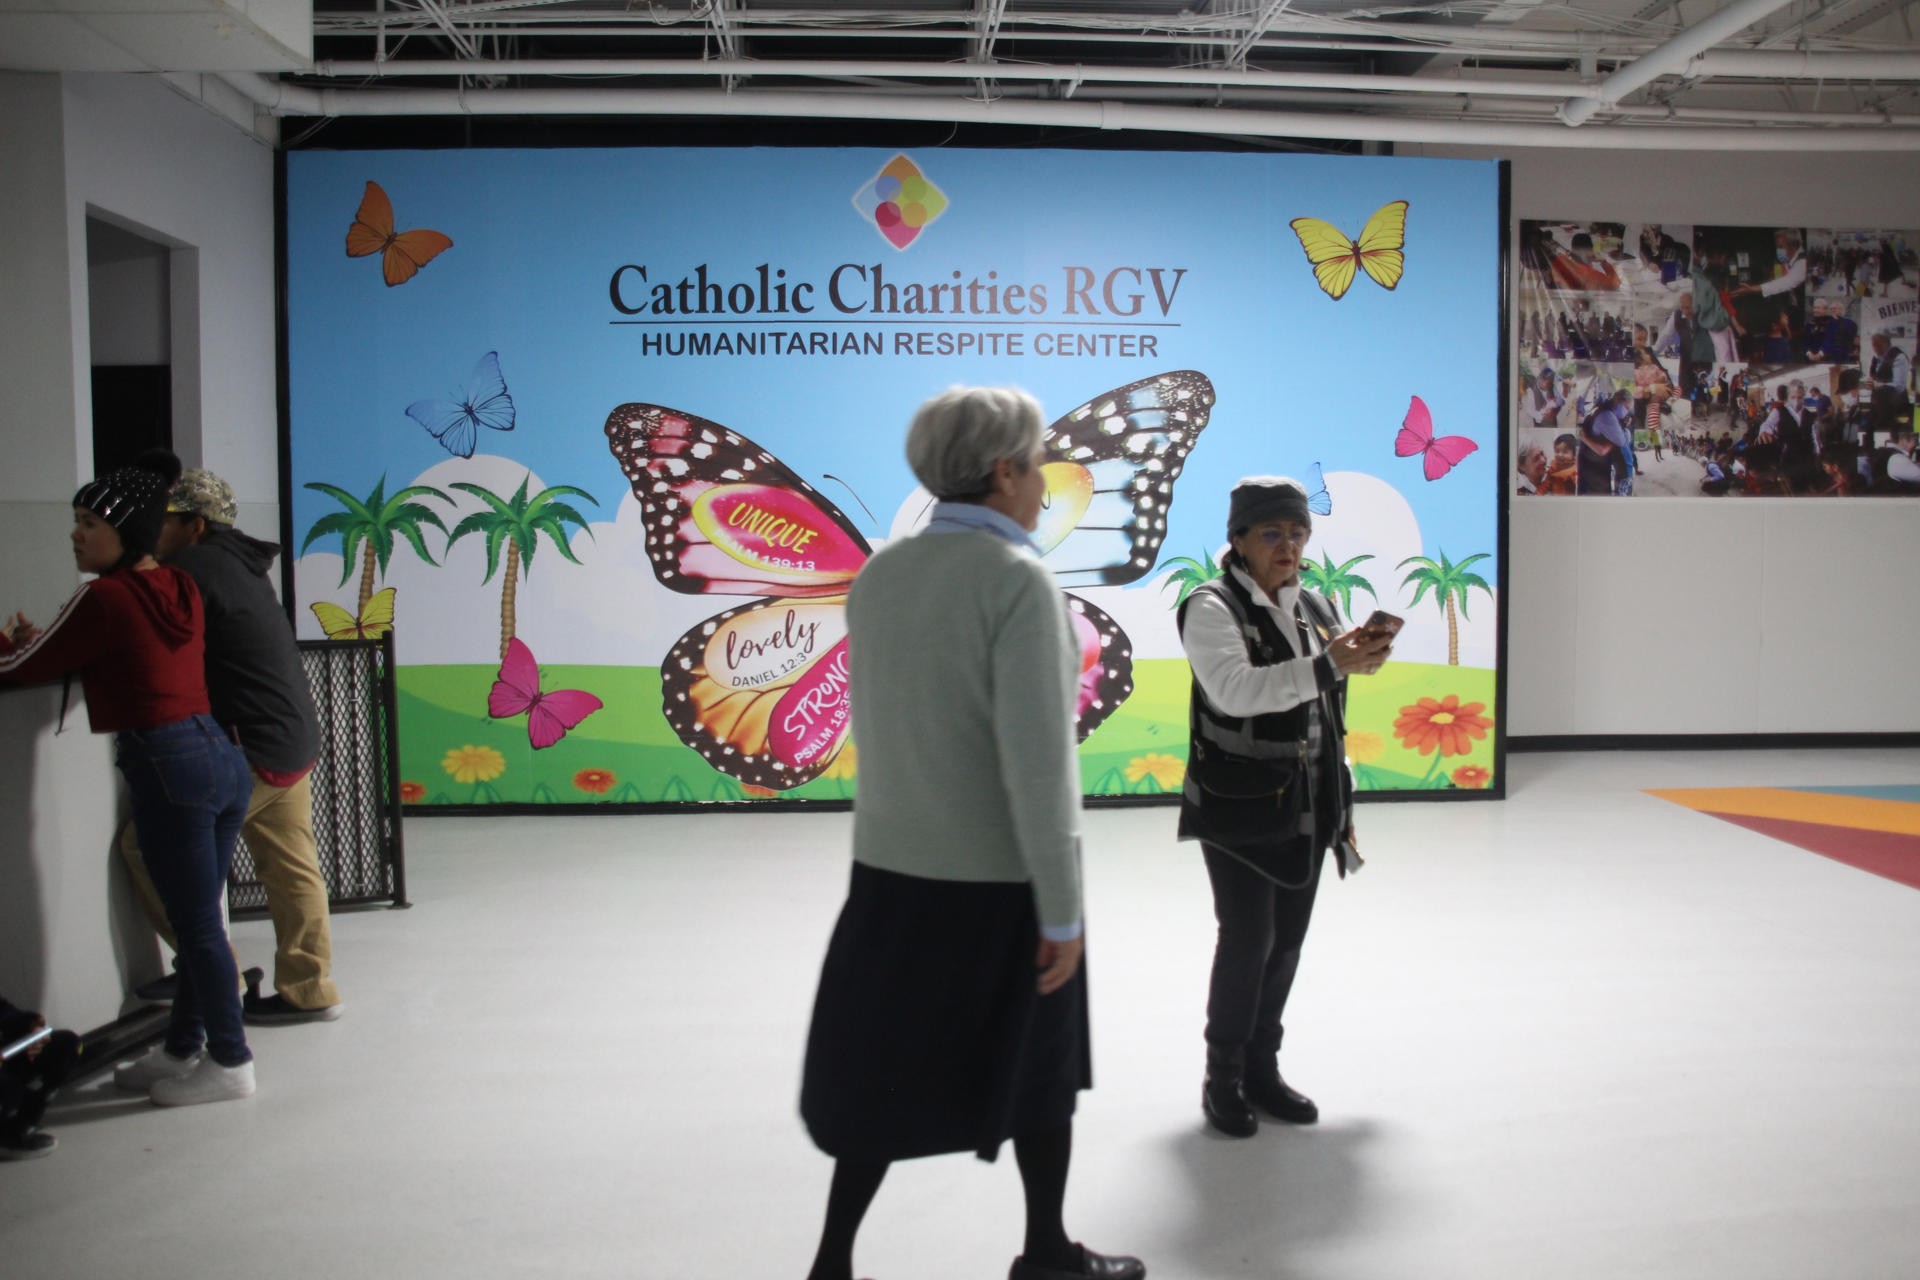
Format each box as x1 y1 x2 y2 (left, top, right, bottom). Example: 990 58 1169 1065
806 1124 1077 1280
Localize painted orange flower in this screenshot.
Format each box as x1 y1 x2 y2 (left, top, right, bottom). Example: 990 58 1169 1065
574 768 616 795
399 780 426 803
1392 695 1492 757
739 784 779 799
1451 765 1491 789
1124 752 1186 791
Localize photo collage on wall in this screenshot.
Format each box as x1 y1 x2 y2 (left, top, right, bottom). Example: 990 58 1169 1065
1516 220 1919 498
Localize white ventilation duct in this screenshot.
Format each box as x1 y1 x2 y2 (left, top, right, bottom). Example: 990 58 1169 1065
217 74 1920 151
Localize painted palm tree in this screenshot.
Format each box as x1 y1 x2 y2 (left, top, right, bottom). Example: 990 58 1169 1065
301 475 455 613
1159 547 1225 607
445 474 598 658
1397 550 1493 666
1299 551 1377 623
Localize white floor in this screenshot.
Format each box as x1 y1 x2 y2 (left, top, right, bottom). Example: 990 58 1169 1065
6 749 1920 1280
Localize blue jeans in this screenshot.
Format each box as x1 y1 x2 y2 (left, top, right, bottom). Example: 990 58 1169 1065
116 715 254 1067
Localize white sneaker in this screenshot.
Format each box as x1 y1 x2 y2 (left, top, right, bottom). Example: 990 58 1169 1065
150 1056 255 1107
113 1046 200 1092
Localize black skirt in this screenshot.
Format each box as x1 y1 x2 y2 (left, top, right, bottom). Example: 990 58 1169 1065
800 861 1091 1164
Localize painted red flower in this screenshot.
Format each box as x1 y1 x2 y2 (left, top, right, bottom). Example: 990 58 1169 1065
573 768 617 795
1451 765 1491 789
399 780 425 803
1393 695 1492 758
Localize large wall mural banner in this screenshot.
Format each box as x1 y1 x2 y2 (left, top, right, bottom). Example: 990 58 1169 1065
285 148 1504 808
1516 220 1920 499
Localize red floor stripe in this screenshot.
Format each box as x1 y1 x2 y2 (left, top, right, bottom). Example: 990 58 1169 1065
1702 811 1920 891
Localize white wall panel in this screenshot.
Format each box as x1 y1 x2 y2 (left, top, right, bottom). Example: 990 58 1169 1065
1413 141 1920 737
1570 500 1768 735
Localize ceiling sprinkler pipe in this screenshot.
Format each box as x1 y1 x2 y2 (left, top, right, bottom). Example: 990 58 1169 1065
1559 0 1801 126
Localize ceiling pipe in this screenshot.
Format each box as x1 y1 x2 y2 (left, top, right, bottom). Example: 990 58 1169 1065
1559 0 1801 125
1688 50 1920 80
218 73 1920 150
309 57 1593 100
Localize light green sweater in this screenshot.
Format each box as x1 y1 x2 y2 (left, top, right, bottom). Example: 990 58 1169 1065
846 528 1083 930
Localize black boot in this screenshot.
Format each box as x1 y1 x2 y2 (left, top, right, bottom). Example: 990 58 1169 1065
1202 1048 1257 1138
1244 1060 1318 1125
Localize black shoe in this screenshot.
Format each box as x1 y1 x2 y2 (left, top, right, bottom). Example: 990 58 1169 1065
1245 1073 1318 1125
0 1129 57 1161
1201 1075 1257 1138
242 967 266 1000
244 993 344 1025
1009 1243 1146 1280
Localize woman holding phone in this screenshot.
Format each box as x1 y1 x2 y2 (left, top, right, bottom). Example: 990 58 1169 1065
1174 476 1392 1138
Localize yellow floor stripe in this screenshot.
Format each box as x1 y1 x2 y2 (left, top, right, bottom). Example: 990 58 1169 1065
1646 787 1920 837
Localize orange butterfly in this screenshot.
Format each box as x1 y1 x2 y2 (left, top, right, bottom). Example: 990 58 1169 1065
344 181 452 287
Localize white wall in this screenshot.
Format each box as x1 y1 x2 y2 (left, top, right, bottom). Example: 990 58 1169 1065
1407 143 1920 737
63 72 279 523
0 71 276 1032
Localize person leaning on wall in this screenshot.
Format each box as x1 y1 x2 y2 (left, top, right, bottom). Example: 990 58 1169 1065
1175 476 1393 1139
0 457 257 1106
119 460 343 1024
798 386 1144 1280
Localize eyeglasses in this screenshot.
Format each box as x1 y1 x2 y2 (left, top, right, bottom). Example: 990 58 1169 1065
1252 524 1311 547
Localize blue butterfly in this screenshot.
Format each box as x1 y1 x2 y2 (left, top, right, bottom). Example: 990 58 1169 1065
1306 462 1333 517
407 351 515 458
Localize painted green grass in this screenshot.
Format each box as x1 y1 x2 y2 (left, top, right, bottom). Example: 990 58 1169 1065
396 659 1498 806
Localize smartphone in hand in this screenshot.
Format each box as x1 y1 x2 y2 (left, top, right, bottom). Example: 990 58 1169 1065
1362 610 1404 640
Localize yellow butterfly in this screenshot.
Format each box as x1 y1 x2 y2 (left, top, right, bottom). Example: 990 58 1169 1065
310 588 397 640
1289 200 1409 300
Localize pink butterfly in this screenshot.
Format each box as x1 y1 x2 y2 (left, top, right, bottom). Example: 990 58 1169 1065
488 637 603 749
1395 395 1479 481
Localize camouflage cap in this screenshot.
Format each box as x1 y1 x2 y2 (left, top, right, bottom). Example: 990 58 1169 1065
167 468 238 525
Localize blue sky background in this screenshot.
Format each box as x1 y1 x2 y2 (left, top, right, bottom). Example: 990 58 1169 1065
287 147 1501 617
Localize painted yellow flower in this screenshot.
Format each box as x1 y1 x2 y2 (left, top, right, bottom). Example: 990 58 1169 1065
1345 730 1386 765
1124 752 1186 791
442 744 506 784
823 740 858 781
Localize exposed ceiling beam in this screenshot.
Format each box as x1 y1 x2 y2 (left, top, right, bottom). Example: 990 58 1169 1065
1225 0 1297 70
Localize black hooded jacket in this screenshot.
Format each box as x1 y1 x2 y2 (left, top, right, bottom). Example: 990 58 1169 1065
170 526 320 773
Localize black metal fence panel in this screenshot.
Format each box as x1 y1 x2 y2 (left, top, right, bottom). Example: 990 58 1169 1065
227 633 409 916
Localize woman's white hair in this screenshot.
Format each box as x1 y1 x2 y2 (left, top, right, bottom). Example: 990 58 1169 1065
905 385 1045 500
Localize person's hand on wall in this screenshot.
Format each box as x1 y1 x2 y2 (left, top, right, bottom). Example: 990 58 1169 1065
3 612 39 651
1327 628 1393 677
1035 935 1083 996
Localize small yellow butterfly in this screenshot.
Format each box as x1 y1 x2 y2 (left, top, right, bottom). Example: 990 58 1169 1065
310 587 397 640
1289 200 1409 300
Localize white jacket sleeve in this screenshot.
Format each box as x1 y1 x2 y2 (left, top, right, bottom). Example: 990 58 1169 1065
1180 587 1333 718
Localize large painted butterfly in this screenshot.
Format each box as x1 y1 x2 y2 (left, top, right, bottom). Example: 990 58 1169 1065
407 352 516 458
1289 201 1409 301
488 637 604 750
604 370 1216 790
1396 395 1479 481
345 180 453 288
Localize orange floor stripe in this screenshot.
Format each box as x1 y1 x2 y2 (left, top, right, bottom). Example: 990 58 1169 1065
1645 787 1920 837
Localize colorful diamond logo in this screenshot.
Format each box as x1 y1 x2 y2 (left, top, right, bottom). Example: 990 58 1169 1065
852 154 948 251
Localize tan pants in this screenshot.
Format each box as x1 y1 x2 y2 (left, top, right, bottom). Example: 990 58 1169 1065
121 770 340 1010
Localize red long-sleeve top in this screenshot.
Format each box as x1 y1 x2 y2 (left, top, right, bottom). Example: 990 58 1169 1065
0 566 211 732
